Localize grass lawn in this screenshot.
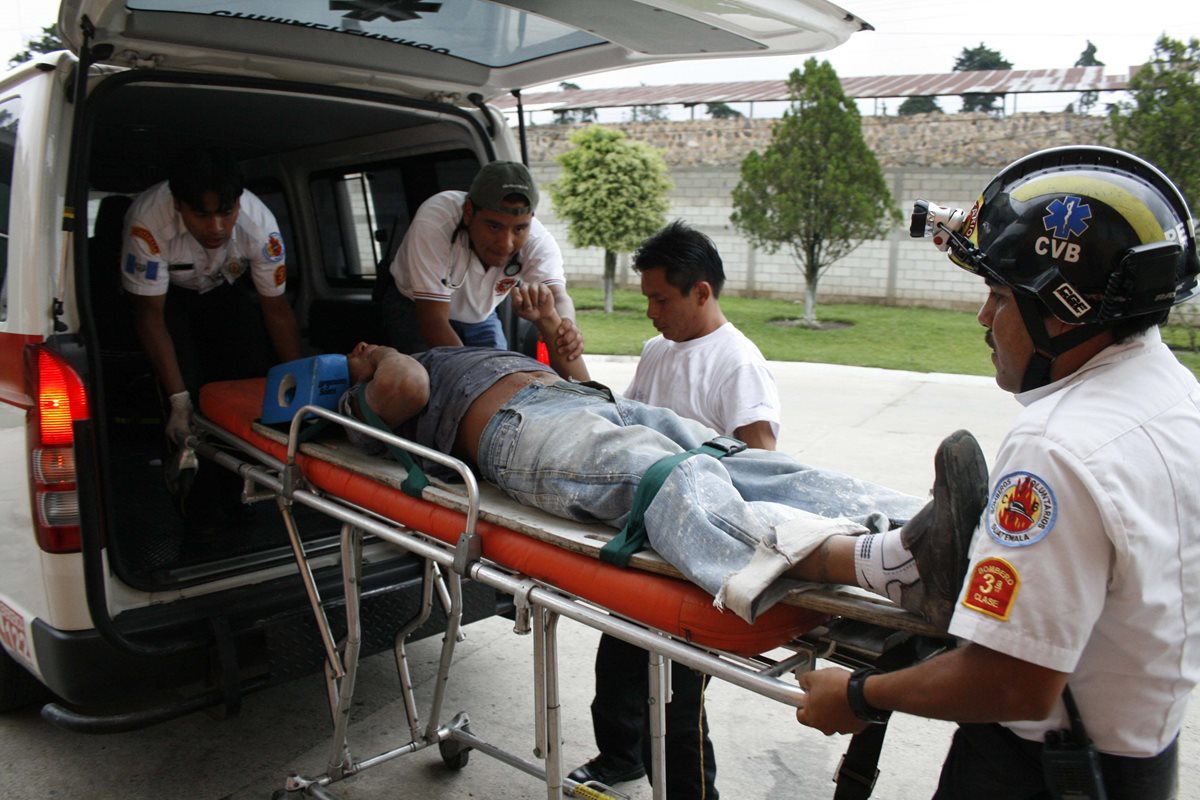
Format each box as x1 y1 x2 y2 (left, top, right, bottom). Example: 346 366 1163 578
572 287 1200 377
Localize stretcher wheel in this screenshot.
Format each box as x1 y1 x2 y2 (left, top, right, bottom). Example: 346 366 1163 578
439 725 472 770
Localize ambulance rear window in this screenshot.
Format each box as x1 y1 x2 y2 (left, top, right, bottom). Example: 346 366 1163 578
125 0 603 68
0 95 20 323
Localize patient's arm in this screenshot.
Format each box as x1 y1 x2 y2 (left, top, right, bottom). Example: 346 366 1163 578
734 420 777 451
512 284 590 382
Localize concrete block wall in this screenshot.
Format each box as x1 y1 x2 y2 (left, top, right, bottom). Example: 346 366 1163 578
529 112 1109 310
534 161 1000 310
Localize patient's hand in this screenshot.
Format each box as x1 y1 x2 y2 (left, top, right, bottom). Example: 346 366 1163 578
512 284 559 328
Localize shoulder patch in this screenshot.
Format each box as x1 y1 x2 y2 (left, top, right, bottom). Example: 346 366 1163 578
961 557 1020 621
986 471 1056 547
263 232 285 263
130 226 160 255
274 264 287 287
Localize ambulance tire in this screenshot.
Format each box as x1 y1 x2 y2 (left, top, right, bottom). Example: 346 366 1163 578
0 650 47 712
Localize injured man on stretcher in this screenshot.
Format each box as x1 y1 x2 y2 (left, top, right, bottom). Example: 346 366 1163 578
342 284 987 628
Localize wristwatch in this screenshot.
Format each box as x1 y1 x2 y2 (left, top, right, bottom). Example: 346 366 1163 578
846 668 892 724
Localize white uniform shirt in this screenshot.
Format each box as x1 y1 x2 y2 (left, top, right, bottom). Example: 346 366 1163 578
624 322 781 439
388 190 566 324
949 328 1200 757
119 181 287 297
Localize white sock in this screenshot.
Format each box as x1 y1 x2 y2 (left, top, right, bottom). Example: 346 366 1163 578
853 530 919 604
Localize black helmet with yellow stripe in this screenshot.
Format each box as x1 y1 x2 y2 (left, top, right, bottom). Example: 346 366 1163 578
918 146 1199 389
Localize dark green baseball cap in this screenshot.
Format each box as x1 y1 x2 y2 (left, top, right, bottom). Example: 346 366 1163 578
467 161 538 216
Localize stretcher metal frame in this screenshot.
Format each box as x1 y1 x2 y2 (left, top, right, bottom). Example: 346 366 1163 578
193 402 937 800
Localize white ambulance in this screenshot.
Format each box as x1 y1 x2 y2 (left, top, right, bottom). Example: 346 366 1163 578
0 0 866 728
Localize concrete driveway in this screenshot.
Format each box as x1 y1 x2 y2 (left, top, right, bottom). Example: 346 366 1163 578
0 357 1193 799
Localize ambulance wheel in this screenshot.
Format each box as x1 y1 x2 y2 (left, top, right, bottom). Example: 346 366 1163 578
0 650 47 712
439 726 472 770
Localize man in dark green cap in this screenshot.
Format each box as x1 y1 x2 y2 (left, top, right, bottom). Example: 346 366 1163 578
379 160 582 359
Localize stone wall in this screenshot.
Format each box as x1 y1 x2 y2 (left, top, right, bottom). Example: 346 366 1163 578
526 111 1110 168
528 112 1112 309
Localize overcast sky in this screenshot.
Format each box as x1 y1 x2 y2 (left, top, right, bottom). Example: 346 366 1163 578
547 0 1196 88
5 0 1198 115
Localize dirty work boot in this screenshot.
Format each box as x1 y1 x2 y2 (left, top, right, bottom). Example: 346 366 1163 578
899 429 988 629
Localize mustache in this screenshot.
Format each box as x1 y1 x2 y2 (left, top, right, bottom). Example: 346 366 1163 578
985 331 996 350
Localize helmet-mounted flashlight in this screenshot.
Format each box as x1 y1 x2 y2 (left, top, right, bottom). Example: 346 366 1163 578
910 200 967 251
910 199 991 277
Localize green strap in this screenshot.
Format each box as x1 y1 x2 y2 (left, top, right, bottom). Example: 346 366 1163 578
354 382 429 498
599 437 746 568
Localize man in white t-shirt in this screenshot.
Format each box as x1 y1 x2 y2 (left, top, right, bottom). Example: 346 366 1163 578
379 161 582 360
625 222 780 450
121 148 301 446
796 146 1200 799
570 221 779 798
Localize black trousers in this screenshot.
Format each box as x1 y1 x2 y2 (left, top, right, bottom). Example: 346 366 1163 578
162 282 272 531
591 633 719 799
933 722 1179 800
163 281 272 399
379 282 507 354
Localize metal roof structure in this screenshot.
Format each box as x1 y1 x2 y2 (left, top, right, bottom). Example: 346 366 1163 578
491 66 1131 112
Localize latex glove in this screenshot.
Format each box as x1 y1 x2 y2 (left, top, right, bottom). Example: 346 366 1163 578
165 390 193 446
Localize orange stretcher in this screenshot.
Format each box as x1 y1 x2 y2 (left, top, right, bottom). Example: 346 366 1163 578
194 377 941 800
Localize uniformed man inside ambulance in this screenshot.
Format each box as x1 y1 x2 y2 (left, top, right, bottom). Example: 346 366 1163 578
378 160 582 360
797 146 1200 800
120 147 302 446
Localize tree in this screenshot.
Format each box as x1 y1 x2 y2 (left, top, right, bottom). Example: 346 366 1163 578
628 104 667 122
1109 35 1200 207
1074 41 1105 114
706 102 743 120
898 96 943 116
552 82 597 125
730 59 899 326
550 127 672 313
954 43 1012 114
9 25 64 69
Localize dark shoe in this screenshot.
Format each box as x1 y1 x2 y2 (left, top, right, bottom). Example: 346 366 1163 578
568 755 646 787
899 429 988 629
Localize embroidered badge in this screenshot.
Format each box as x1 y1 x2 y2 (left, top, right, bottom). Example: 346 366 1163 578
130 225 160 255
495 277 519 295
129 258 159 280
225 258 245 279
986 471 1056 547
274 264 287 287
263 232 285 262
961 557 1020 621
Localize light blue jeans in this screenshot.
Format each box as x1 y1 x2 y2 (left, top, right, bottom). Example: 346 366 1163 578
381 283 507 353
477 381 926 620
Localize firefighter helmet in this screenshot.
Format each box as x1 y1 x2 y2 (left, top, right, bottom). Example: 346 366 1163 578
950 145 1199 325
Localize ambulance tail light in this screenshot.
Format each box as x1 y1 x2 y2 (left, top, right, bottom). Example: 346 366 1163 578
29 347 89 553
536 339 550 365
